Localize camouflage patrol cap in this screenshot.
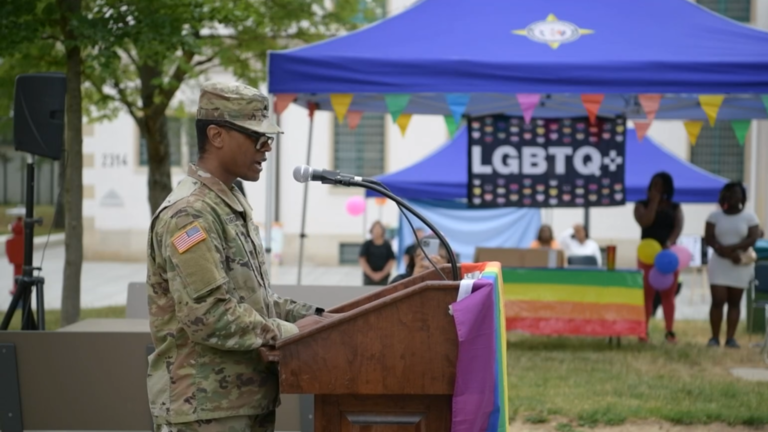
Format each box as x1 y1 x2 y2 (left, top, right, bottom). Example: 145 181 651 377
196 81 282 134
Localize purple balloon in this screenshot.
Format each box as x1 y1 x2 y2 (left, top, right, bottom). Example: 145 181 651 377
648 267 674 291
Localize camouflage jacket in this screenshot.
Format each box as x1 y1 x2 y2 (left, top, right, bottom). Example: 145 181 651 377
145 164 316 424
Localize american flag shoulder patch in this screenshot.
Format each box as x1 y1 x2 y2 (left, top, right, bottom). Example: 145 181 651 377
172 222 208 254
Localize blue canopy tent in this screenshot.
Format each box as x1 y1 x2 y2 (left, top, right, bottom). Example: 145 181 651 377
268 0 768 120
365 127 729 203
374 127 728 272
266 0 768 281
392 201 541 273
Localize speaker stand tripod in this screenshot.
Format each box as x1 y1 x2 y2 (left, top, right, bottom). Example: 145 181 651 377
1 156 46 330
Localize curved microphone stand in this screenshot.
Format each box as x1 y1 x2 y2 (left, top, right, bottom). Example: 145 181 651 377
346 179 460 282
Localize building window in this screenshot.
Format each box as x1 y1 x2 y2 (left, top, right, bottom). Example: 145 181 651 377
333 113 386 178
696 0 751 22
692 1 749 184
139 116 185 167
339 243 363 265
690 121 744 182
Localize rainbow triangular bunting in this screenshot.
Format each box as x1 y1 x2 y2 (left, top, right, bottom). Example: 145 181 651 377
444 115 458 138
274 94 296 115
684 121 704 146
698 94 725 127
446 94 470 124
346 111 363 130
307 102 318 119
581 94 604 124
396 113 412 136
761 95 768 115
516 93 540 124
638 94 662 122
634 120 651 142
731 120 751 146
330 94 354 124
384 94 411 122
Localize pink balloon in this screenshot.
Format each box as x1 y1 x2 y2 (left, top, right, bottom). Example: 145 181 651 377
345 196 366 217
648 267 674 291
670 244 693 270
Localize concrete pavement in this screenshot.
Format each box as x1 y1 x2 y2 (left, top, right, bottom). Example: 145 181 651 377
0 244 743 320
0 244 362 311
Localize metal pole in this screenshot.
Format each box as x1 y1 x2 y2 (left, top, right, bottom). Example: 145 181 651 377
264 95 275 276
275 114 282 223
584 206 590 234
297 106 315 285
748 120 758 213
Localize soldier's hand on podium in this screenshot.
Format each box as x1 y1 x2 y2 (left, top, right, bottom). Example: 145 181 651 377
295 314 331 332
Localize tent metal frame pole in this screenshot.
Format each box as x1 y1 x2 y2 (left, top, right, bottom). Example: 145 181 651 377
264 95 275 276
584 206 590 236
748 120 758 213
297 109 315 285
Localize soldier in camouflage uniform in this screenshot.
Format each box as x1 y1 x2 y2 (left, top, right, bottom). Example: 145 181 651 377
146 81 332 432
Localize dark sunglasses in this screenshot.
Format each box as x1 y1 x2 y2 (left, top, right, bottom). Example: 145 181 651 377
217 122 275 150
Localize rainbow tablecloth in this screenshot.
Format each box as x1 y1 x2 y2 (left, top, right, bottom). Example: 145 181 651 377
450 262 509 432
502 268 645 337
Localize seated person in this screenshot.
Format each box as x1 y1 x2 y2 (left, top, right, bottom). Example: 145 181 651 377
558 224 602 266
403 228 426 270
529 224 560 249
390 235 449 284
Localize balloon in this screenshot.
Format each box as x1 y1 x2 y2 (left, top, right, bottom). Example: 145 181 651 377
345 196 365 216
637 238 662 265
648 267 674 291
653 249 679 275
374 197 387 206
670 244 693 270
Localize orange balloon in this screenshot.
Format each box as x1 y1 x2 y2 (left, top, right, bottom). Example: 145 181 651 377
374 197 387 206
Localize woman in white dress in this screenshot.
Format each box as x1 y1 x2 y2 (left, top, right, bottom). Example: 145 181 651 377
705 182 761 348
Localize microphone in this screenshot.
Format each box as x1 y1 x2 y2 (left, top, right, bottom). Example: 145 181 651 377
292 171 460 281
292 165 373 186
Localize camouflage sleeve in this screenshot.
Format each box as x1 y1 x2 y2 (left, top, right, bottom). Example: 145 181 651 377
268 291 316 323
163 204 298 350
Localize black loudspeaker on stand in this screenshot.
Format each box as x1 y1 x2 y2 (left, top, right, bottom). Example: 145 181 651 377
0 72 66 331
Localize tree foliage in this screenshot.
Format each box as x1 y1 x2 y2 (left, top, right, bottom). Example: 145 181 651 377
80 0 376 213
0 0 86 325
0 0 379 324
3 0 380 211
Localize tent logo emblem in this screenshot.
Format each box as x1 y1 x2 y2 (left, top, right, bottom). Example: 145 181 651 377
513 14 594 49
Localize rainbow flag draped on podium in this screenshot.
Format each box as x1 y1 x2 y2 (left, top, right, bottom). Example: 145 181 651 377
450 262 509 432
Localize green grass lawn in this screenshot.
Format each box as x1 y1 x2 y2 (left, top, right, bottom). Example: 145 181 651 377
2 307 766 427
508 320 768 427
0 305 125 330
0 204 63 235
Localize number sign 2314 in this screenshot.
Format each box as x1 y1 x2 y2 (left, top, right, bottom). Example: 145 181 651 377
102 153 128 168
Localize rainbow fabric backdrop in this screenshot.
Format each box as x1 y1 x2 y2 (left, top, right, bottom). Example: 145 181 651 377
502 268 645 337
450 262 509 432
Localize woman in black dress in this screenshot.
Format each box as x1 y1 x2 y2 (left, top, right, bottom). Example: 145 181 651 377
633 172 684 343
358 221 396 285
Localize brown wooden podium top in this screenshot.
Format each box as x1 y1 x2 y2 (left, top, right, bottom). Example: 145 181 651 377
262 265 461 395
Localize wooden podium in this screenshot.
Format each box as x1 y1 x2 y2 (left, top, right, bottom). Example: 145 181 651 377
261 265 460 431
